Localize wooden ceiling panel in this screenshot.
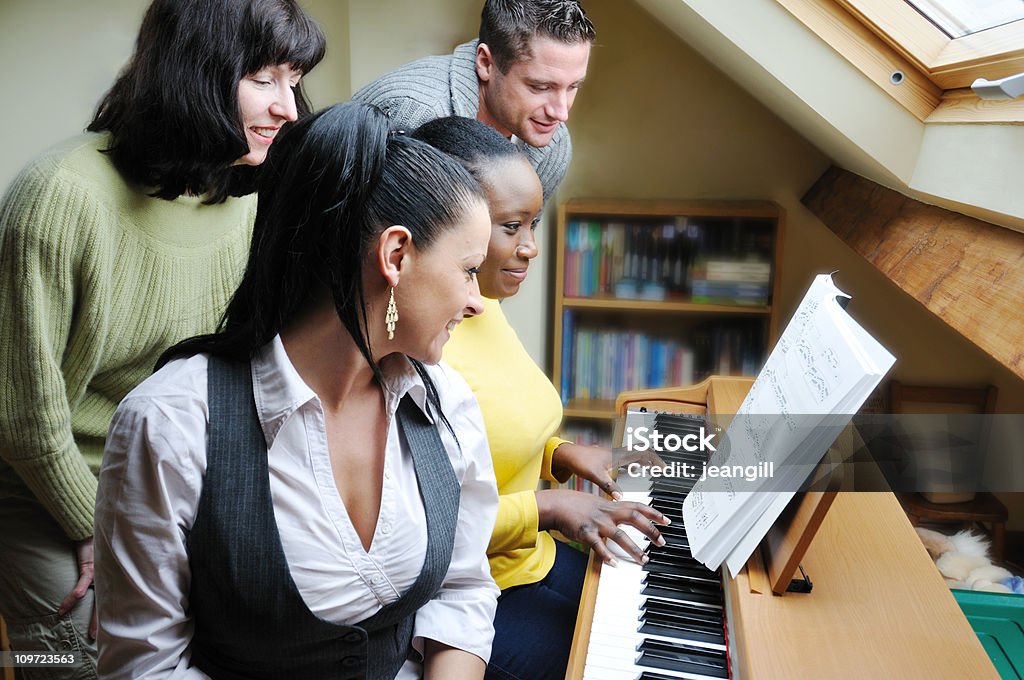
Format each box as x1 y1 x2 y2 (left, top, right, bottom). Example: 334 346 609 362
802 166 1024 379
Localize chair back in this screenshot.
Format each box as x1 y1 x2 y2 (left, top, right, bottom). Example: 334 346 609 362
888 381 998 503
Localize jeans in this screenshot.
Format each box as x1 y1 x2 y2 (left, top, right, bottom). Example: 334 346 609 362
485 541 588 680
0 497 98 680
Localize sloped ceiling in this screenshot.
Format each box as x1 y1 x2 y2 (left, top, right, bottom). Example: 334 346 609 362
630 0 1024 379
804 167 1024 380
631 0 1024 231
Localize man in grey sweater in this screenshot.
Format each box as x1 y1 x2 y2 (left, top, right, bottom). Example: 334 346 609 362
353 0 595 204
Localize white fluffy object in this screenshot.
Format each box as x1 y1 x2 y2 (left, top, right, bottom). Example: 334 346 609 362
917 527 1013 594
947 530 992 559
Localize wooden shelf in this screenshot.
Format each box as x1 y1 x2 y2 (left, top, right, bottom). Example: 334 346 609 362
551 198 785 438
559 197 783 219
562 399 617 420
563 295 772 315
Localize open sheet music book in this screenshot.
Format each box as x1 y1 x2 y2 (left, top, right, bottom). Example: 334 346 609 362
682 274 896 576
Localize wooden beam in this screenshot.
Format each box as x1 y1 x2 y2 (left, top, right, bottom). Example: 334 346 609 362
802 166 1024 380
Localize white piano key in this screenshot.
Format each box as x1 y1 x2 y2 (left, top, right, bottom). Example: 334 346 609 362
581 492 729 680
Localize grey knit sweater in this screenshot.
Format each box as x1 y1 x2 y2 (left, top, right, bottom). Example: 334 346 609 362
352 40 572 204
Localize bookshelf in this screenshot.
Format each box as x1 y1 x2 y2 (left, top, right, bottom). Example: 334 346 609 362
551 198 784 444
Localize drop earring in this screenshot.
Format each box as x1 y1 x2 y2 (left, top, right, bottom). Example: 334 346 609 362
386 287 398 340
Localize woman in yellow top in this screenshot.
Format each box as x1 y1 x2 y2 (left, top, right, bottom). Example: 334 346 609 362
413 117 669 680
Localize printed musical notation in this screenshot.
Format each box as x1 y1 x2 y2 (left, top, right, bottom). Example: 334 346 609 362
682 274 896 575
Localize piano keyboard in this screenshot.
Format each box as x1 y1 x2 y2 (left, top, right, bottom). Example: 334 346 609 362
582 413 731 680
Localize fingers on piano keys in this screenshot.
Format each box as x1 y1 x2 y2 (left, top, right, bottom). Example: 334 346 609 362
583 414 731 680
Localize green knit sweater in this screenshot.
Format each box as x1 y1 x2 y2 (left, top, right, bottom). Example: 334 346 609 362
0 134 255 540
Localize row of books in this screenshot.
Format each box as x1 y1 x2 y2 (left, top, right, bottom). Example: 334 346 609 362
560 313 767 403
563 218 774 302
564 327 694 403
690 257 772 306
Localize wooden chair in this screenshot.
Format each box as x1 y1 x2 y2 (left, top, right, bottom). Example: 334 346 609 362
890 380 1007 561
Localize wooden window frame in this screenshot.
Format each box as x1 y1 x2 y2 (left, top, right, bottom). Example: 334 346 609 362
776 0 1024 122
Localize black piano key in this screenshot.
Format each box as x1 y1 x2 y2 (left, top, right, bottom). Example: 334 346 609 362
650 479 698 494
651 538 690 554
652 417 704 430
638 619 725 646
640 602 725 645
651 505 684 520
644 558 717 582
635 639 729 678
642 578 722 606
646 542 693 559
656 451 706 466
652 448 705 462
650 495 686 510
637 673 697 680
654 516 685 532
652 421 703 432
649 491 689 506
642 597 723 623
652 414 706 431
640 608 724 640
649 529 689 545
650 507 686 523
651 507 684 523
641 583 716 605
650 470 700 482
643 569 720 590
653 422 706 433
653 525 688 542
656 516 687 530
643 571 721 594
651 531 690 546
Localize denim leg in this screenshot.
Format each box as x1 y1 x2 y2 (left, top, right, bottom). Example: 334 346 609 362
486 542 588 680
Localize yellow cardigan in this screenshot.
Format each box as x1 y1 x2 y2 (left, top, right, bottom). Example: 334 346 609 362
443 297 570 590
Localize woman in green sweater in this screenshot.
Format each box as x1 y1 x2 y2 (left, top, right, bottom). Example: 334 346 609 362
0 1 324 675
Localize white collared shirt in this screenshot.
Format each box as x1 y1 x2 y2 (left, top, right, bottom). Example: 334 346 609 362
95 336 499 679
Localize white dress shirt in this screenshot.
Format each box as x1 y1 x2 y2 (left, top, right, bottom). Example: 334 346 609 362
95 336 499 679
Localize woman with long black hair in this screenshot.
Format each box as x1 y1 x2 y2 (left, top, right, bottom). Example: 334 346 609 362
414 116 669 680
0 1 324 675
94 101 500 679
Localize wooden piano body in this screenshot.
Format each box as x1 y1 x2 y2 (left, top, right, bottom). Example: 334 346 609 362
566 377 999 679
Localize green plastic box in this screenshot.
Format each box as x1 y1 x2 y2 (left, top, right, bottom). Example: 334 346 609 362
953 589 1024 679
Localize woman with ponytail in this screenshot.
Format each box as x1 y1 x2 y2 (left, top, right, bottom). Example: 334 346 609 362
93 101 499 679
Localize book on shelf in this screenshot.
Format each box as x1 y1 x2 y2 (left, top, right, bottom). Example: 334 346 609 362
564 329 698 402
560 321 766 404
681 273 896 576
689 279 770 307
562 218 769 303
560 309 574 404
689 257 772 306
691 257 772 279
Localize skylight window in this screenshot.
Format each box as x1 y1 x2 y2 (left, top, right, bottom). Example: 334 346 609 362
906 0 1024 38
774 0 1024 122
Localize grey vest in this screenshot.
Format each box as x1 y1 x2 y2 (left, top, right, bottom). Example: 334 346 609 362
185 357 460 679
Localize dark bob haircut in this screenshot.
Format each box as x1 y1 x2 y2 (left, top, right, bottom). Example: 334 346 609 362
160 102 486 396
411 116 526 184
88 0 326 203
479 0 596 73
